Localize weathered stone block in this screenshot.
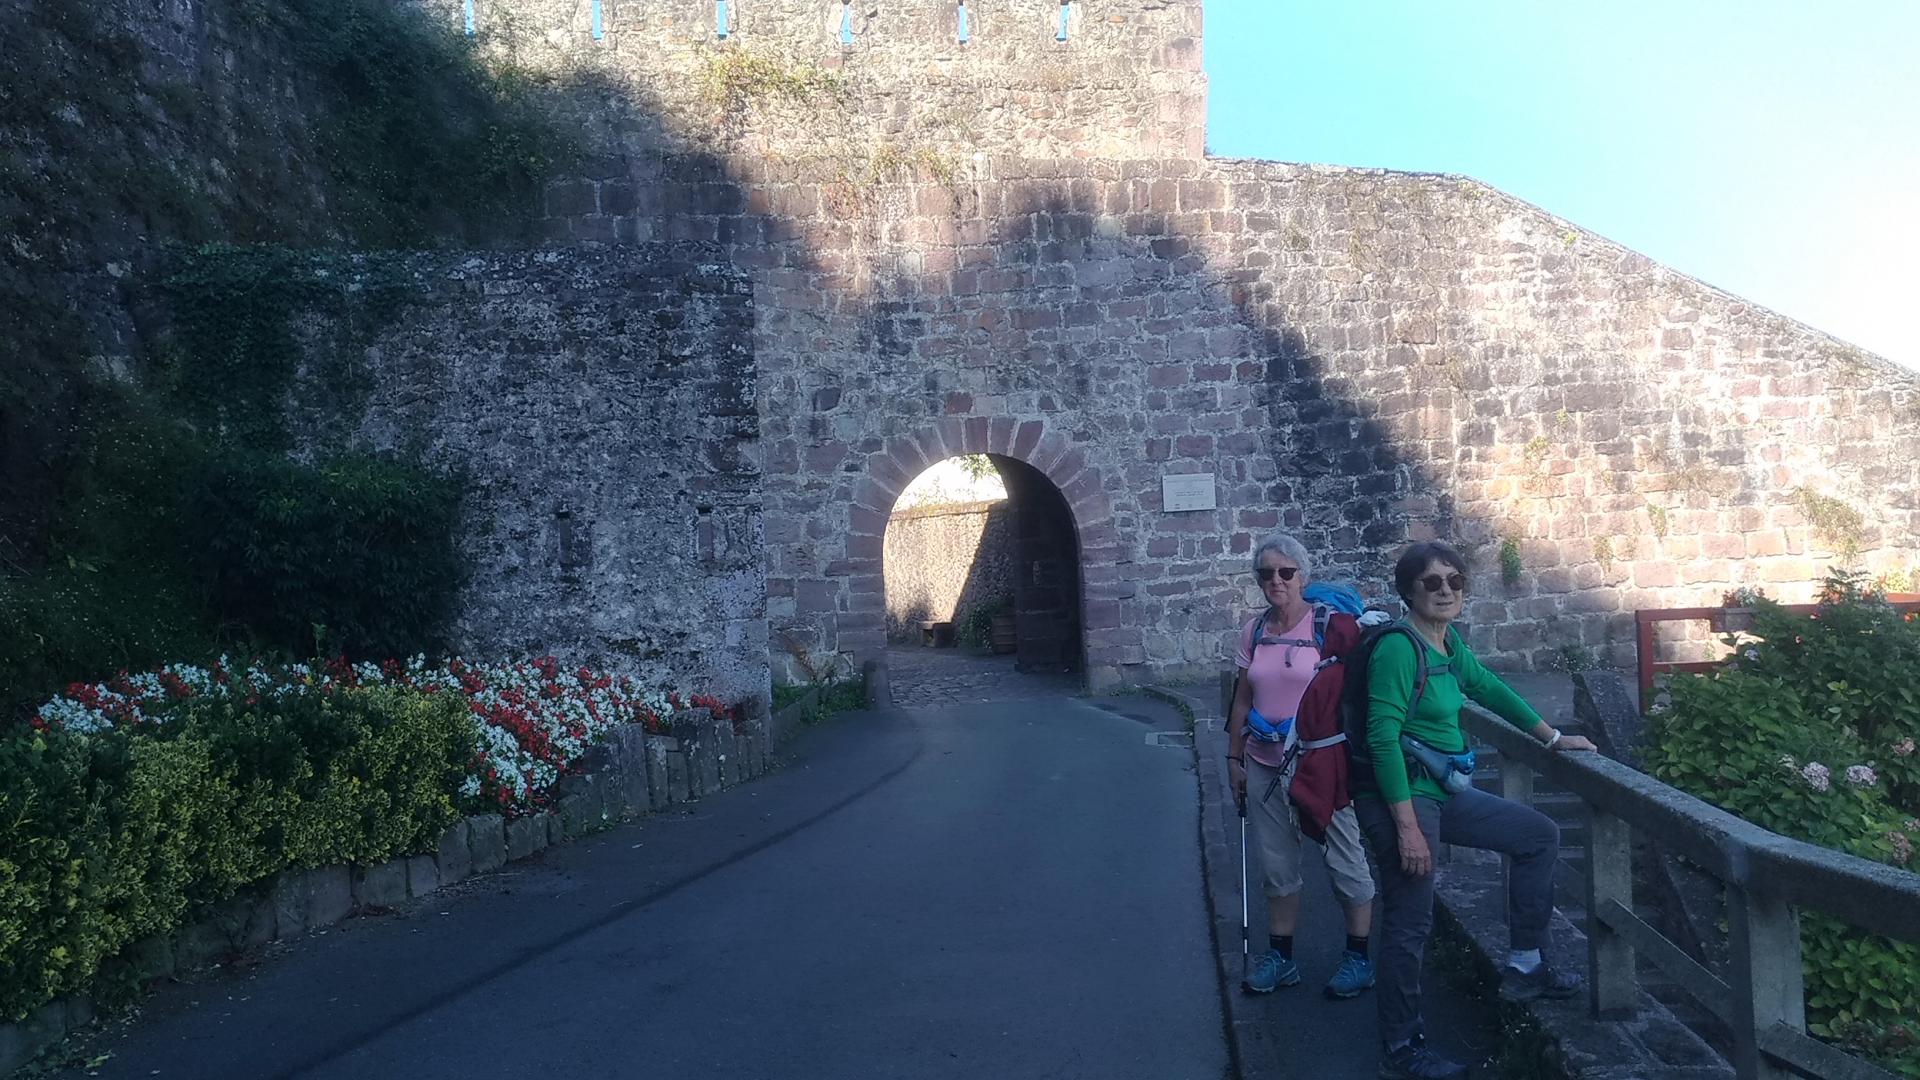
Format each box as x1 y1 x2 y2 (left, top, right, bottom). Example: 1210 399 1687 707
352 859 409 911
647 736 673 810
546 810 565 847
695 728 722 797
402 854 438 897
270 870 310 939
559 773 606 836
468 814 507 874
0 1002 66 1075
666 747 690 804
437 819 473 885
205 894 276 953
129 933 174 982
717 722 737 788
308 864 353 927
507 815 548 862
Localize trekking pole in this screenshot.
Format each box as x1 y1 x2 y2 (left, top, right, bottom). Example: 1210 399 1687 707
1239 796 1250 985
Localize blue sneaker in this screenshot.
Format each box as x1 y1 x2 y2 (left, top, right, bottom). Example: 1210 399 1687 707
1243 948 1301 993
1325 950 1376 999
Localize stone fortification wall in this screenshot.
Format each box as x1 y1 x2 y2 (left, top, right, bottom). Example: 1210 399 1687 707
435 0 1206 173
280 245 769 709
883 499 1015 641
534 151 1917 683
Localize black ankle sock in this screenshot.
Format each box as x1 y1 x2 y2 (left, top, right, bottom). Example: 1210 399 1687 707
1273 935 1294 960
1347 934 1369 957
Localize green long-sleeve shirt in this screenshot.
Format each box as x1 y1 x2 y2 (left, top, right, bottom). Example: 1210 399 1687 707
1362 623 1543 803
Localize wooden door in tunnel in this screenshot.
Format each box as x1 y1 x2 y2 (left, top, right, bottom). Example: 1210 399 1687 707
992 455 1083 674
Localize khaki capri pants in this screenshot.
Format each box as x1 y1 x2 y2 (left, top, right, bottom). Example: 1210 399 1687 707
1245 756 1375 907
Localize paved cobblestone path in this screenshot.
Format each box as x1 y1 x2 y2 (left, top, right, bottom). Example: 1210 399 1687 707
885 644 1081 707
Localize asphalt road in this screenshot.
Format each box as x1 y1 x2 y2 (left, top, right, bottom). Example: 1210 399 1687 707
60 692 1227 1080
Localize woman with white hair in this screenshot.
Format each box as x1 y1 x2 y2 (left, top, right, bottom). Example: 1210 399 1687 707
1226 533 1376 1000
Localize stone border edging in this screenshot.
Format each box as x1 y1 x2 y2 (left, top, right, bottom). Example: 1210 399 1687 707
0 708 776 1077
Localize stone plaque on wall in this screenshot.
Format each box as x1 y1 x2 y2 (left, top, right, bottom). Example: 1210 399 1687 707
1161 473 1217 513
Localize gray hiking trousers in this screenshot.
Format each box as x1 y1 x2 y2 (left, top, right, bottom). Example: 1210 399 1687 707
1353 786 1561 1045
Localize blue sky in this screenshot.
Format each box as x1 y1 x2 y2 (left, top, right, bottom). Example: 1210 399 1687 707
1204 1 1918 369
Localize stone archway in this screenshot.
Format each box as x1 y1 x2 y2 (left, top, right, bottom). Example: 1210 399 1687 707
841 417 1118 682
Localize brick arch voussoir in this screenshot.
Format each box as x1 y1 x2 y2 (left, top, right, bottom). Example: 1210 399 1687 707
840 416 1113 635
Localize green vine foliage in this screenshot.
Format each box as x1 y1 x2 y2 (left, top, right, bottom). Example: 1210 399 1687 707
1498 537 1524 588
0 245 467 722
1645 572 1920 1074
251 0 578 246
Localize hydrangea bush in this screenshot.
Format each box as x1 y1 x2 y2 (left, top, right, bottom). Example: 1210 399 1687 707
1647 573 1920 1075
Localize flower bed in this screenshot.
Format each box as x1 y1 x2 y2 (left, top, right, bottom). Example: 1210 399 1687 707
5 654 744 1027
33 655 741 817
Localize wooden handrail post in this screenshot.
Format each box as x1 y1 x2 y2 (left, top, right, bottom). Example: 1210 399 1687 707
1585 808 1636 1018
1727 883 1804 1080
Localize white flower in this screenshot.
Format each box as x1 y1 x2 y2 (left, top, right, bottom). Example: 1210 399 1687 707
1801 762 1831 792
1743 648 1760 661
1845 765 1877 787
1895 738 1916 758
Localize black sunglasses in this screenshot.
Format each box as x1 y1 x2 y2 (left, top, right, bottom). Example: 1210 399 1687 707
1254 567 1301 583
1419 572 1467 594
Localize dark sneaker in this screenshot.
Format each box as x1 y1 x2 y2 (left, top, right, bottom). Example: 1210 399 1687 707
1243 948 1302 993
1324 950 1376 999
1380 1034 1469 1080
1500 961 1582 1003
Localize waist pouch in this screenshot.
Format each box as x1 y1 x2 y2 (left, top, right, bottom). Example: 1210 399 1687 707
1246 706 1295 745
1401 735 1476 794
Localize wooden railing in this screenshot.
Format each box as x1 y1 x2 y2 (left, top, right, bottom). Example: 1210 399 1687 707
1461 705 1920 1080
1633 598 1920 700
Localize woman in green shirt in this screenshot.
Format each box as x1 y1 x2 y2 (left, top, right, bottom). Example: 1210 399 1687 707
1354 542 1596 1080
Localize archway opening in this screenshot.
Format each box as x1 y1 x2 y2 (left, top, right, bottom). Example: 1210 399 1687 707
881 452 1083 702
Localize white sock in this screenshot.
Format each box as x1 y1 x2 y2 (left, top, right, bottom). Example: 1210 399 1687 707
1507 948 1542 973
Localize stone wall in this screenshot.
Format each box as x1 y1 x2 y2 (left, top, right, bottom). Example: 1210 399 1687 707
530 151 1918 685
280 245 769 709
435 0 1206 176
883 499 1015 642
17 0 1920 693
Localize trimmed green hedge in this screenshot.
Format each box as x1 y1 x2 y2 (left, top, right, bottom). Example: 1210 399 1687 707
0 686 472 1022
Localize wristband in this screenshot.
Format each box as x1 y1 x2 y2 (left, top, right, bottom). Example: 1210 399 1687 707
1544 729 1563 749
1227 754 1244 763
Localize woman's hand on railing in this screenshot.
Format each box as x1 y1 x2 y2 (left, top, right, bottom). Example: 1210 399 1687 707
1555 734 1597 752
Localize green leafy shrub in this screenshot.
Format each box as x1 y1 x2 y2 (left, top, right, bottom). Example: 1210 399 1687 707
0 686 471 1021
192 452 466 661
956 597 1012 649
0 401 216 719
1645 572 1920 1073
